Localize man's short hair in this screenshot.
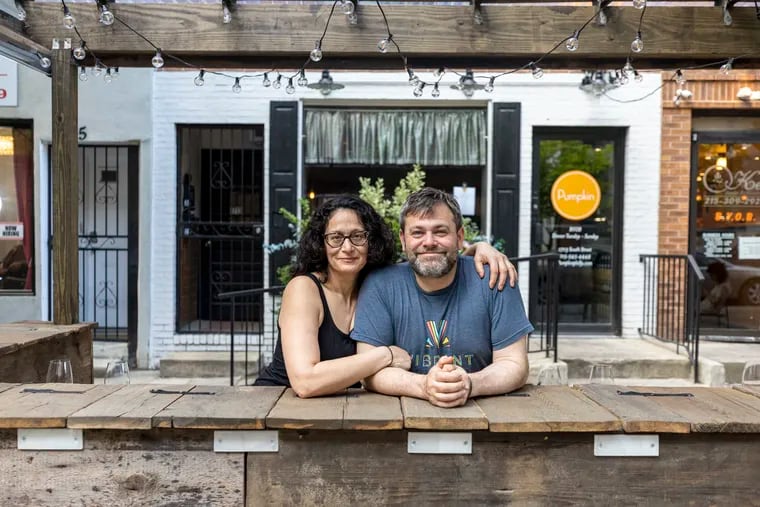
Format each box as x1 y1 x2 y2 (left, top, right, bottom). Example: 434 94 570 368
400 187 463 231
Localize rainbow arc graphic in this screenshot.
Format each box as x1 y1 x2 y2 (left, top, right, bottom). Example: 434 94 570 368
425 320 449 350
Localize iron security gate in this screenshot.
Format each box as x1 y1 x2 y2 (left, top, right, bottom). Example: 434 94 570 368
49 145 139 352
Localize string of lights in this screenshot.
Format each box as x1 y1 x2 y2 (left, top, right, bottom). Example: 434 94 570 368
52 0 752 103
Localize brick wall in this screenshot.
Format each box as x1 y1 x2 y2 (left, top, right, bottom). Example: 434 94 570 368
659 70 760 255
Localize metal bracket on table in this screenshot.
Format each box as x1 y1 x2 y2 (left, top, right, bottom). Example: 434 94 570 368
214 430 279 453
408 432 472 455
594 434 659 457
18 428 84 450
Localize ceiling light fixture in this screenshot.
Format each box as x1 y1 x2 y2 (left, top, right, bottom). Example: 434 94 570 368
307 70 345 96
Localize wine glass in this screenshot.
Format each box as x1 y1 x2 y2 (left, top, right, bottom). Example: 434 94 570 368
742 360 760 386
46 358 74 383
589 364 615 385
104 359 130 385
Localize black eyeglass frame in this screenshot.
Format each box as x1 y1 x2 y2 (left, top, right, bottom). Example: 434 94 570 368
323 231 369 248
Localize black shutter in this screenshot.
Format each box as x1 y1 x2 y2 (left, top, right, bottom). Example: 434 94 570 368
268 101 299 286
491 103 521 258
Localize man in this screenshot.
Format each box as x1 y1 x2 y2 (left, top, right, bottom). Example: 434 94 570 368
352 187 533 407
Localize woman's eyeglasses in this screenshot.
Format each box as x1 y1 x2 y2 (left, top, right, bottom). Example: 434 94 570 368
324 231 369 248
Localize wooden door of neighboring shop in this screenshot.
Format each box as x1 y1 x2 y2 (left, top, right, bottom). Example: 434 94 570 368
531 128 625 334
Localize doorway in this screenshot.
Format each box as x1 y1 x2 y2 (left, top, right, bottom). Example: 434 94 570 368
531 128 625 334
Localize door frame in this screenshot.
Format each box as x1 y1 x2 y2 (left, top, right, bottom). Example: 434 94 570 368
531 127 626 335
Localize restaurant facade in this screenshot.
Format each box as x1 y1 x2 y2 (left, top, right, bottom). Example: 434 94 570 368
1 60 674 368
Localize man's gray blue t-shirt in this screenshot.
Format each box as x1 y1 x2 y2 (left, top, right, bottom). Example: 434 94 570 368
352 256 534 374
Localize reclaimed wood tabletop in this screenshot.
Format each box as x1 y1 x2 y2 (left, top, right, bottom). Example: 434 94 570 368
156 385 284 429
0 383 120 428
476 385 623 432
343 389 403 430
401 396 488 430
266 388 345 430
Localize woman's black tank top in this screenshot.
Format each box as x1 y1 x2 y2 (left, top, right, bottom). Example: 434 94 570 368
254 273 359 387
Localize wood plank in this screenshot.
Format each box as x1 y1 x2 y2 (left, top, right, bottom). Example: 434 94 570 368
25 4 760 67
159 386 285 429
734 384 760 399
639 386 760 433
248 431 760 505
0 384 18 395
343 389 402 430
266 388 345 430
476 385 622 432
0 430 243 506
576 384 691 433
401 397 488 430
0 384 120 428
67 384 191 430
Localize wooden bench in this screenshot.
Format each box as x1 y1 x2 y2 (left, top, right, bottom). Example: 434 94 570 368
0 384 758 505
0 322 95 384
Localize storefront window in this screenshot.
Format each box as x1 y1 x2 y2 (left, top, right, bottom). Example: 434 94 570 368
695 141 760 331
0 125 34 293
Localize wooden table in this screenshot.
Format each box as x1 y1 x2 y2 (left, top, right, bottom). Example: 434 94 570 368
0 384 758 505
0 322 95 383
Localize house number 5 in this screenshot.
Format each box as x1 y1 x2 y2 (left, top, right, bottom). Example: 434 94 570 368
79 127 87 141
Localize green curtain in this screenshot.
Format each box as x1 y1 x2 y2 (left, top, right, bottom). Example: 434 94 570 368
304 109 486 165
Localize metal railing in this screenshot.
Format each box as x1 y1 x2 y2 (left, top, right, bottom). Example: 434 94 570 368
639 254 703 382
216 286 284 386
515 253 560 362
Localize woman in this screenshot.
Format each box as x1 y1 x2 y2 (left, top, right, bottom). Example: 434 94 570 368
254 195 514 397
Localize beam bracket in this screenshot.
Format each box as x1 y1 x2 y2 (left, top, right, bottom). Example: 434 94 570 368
472 0 483 26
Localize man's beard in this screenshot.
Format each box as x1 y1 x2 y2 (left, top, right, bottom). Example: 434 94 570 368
408 249 458 278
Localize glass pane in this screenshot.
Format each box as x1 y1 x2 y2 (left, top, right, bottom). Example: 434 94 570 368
695 142 760 331
0 125 34 293
535 138 616 325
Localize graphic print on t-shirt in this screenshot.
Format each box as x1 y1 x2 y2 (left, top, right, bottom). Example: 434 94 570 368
414 319 475 372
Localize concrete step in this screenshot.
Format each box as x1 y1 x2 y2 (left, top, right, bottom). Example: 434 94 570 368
160 352 260 378
562 358 692 380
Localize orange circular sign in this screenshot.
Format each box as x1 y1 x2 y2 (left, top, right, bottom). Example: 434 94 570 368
550 170 601 221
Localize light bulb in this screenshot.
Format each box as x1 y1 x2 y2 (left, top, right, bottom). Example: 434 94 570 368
272 75 281 89
38 53 51 69
92 64 103 77
634 71 643 83
632 0 646 8
622 59 634 76
73 43 86 61
347 12 358 25
484 77 495 93
63 8 76 29
339 0 355 15
719 59 733 75
413 84 424 97
16 4 26 20
463 87 474 98
79 66 88 82
297 70 307 87
566 33 579 52
377 38 389 53
310 42 322 62
286 78 295 94
673 95 681 106
194 70 205 86
232 77 242 93
99 5 114 26
531 63 543 79
675 70 686 86
631 33 644 53
619 73 629 86
262 73 271 87
431 84 440 98
407 70 418 86
152 50 164 68
222 4 232 23
112 67 120 80
103 69 113 84
433 68 444 79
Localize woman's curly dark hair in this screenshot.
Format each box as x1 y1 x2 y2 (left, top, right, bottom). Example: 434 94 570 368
292 195 395 282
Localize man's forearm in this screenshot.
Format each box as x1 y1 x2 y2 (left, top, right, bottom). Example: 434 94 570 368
363 367 428 399
468 358 529 398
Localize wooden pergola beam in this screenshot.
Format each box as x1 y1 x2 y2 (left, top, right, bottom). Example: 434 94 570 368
24 4 760 69
0 21 52 73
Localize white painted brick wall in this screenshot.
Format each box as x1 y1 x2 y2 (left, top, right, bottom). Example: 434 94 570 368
149 69 662 366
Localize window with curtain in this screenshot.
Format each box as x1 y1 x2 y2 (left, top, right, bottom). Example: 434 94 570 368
304 109 487 166
0 125 34 293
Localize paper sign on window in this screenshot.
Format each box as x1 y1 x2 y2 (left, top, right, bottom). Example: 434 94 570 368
550 170 601 221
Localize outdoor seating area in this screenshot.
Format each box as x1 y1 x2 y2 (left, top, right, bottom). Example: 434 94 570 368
0 383 758 505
